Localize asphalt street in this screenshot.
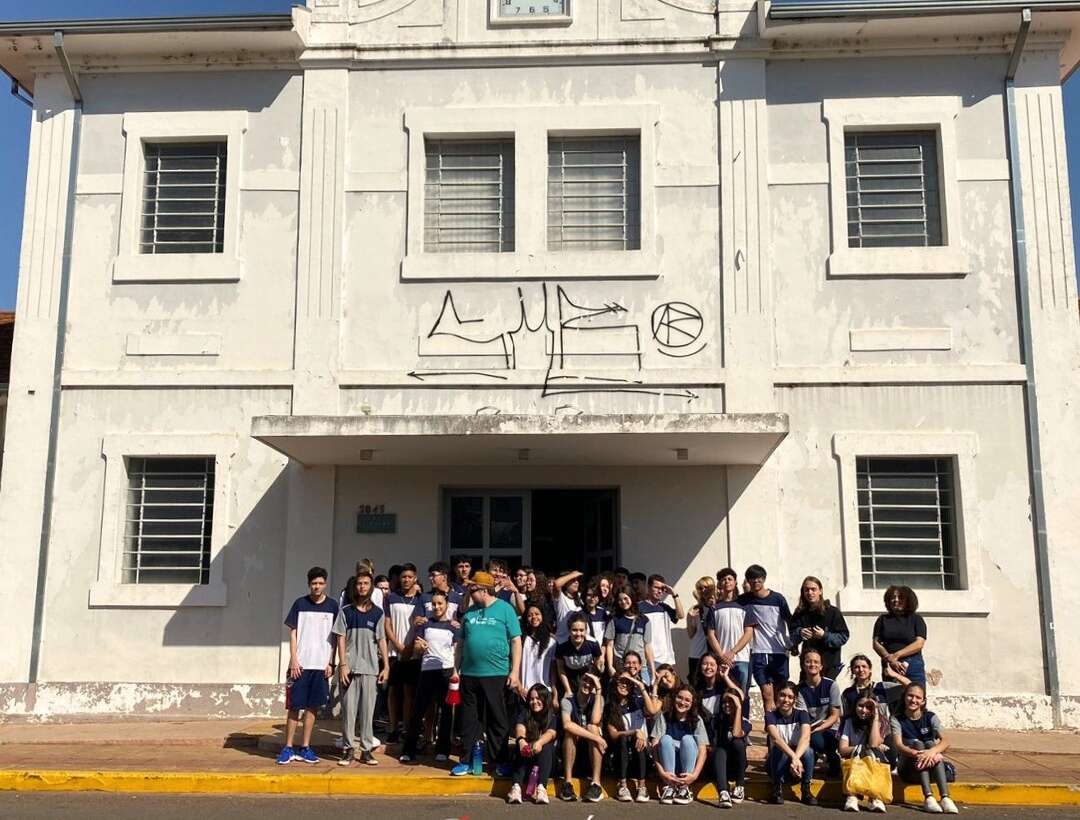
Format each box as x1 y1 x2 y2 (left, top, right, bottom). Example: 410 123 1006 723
0 794 1074 819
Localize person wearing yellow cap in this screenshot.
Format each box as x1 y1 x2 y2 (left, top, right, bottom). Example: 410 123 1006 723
450 570 524 777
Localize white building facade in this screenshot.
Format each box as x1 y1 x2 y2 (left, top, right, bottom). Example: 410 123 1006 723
0 0 1078 727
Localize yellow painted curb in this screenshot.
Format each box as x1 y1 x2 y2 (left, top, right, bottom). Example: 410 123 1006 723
0 770 1077 805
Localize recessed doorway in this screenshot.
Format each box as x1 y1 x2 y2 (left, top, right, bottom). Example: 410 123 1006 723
443 488 619 576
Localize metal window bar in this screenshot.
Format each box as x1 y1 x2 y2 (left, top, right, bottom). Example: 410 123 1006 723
845 131 943 249
547 135 641 251
856 456 959 590
424 139 515 253
123 457 215 584
140 142 227 255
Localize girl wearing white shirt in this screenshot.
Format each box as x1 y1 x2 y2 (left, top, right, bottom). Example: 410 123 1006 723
520 604 555 695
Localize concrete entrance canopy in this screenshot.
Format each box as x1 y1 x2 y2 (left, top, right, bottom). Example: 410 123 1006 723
251 413 788 467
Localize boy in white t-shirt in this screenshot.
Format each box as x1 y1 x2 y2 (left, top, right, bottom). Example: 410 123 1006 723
278 566 339 765
637 574 685 668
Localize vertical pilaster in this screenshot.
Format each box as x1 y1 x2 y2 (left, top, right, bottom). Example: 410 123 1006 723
293 67 348 415
718 59 782 585
1012 63 1080 705
0 76 78 683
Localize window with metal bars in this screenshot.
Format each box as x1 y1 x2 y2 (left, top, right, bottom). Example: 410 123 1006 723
857 456 960 591
123 457 215 585
845 131 943 249
140 142 227 254
424 139 515 253
548 135 640 251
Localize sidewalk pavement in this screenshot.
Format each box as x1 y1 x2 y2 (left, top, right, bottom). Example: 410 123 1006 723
0 719 1078 806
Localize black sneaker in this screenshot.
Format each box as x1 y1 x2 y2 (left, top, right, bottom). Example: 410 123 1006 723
802 791 819 807
583 782 604 803
771 788 785 805
559 781 577 802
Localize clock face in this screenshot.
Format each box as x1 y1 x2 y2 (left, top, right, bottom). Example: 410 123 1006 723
498 0 569 19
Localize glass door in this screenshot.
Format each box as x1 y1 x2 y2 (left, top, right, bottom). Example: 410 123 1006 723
444 490 531 571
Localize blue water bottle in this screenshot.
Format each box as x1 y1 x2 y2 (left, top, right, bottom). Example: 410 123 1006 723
471 740 484 775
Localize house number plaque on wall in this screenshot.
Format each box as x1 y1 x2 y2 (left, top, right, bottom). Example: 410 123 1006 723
357 504 397 534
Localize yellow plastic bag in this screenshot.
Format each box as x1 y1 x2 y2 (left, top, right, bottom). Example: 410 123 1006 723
842 755 894 803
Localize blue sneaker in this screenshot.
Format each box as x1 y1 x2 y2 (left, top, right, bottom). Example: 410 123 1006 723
450 762 471 777
495 762 513 778
275 746 296 765
297 746 320 764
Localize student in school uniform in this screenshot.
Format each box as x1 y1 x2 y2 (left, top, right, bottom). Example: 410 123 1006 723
789 576 850 682
650 684 710 806
604 589 655 684
400 589 460 764
334 568 389 767
489 559 526 616
639 574 685 672
506 684 559 805
796 648 843 778
839 694 890 813
891 683 958 814
552 569 585 644
581 584 609 646
712 689 751 808
842 653 910 725
559 672 607 804
384 563 424 743
417 561 463 622
520 603 556 694
706 568 754 697
739 564 793 713
686 576 717 683
278 566 339 765
605 668 661 803
764 681 816 806
555 612 603 697
450 556 472 596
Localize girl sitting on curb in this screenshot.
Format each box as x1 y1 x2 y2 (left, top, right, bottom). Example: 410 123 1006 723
891 683 958 814
507 684 558 805
650 684 709 805
839 694 890 813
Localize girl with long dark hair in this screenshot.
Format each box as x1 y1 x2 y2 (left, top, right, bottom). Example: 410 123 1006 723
604 588 655 684
507 684 558 805
650 684 709 805
839 694 889 812
520 603 554 694
764 680 815 806
604 668 660 803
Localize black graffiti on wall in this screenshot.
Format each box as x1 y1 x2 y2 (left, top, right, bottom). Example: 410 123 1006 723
409 284 703 400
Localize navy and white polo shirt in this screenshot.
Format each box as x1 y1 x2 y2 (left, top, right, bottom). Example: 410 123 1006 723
555 638 601 673
765 708 811 746
604 614 652 664
416 589 463 622
739 590 792 655
415 620 460 672
585 606 609 646
705 600 751 662
284 595 339 670
638 600 678 665
332 603 384 675
797 677 842 727
385 590 424 658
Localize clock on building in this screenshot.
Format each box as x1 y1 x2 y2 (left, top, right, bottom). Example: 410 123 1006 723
490 0 572 25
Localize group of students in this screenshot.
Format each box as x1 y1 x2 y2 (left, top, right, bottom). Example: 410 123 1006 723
276 557 959 813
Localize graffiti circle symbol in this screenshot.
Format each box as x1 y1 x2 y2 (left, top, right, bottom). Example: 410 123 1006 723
650 302 704 348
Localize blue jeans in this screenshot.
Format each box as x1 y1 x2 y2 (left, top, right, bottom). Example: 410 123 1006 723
809 729 841 773
658 734 699 777
766 744 815 789
729 661 751 697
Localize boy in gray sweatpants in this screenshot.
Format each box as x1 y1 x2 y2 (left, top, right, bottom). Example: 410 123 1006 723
333 569 389 766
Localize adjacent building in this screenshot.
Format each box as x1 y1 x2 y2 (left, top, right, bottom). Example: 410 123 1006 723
0 0 1078 726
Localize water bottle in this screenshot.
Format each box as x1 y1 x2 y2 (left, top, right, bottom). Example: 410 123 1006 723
471 740 484 775
525 764 540 798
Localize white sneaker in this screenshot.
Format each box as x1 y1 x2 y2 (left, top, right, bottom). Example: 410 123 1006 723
616 782 633 802
871 798 888 813
635 783 650 803
940 797 958 814
534 785 549 805
732 785 745 803
924 796 943 814
507 783 523 805
718 790 732 808
844 795 861 812
660 786 675 805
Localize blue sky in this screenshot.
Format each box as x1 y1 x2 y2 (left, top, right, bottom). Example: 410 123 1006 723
1 0 1079 309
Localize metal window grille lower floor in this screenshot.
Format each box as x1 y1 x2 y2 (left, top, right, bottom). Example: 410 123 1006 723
856 456 960 590
123 456 215 585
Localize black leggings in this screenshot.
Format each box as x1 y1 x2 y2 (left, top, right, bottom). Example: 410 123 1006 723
613 735 648 780
898 740 951 798
402 668 453 757
713 737 748 787
512 743 555 787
